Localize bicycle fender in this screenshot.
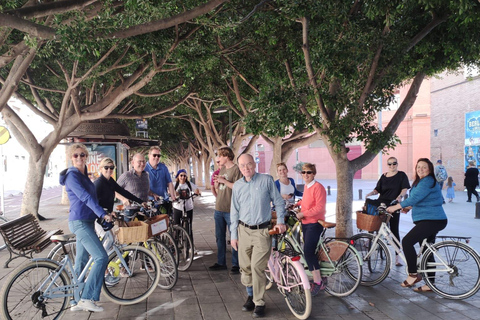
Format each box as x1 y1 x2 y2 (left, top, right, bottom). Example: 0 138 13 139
347 245 363 266
30 258 62 266
290 259 311 290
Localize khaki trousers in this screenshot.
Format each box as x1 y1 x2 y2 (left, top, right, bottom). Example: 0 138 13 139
238 224 272 306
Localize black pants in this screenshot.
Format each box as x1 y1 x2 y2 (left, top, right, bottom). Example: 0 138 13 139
173 208 194 245
466 184 479 201
388 211 401 255
402 219 447 275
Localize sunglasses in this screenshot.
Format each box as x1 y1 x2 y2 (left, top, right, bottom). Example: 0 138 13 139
73 153 86 158
151 154 161 158
104 166 115 170
179 175 187 177
387 162 398 166
301 171 313 174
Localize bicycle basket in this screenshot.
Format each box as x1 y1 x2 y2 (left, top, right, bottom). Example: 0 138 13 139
356 211 385 232
318 240 349 262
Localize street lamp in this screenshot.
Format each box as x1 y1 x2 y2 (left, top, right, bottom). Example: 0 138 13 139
213 106 232 147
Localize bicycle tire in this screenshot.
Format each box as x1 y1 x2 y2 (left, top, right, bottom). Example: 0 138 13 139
156 231 179 266
102 245 161 305
146 239 178 289
351 233 391 286
47 240 77 262
172 225 194 271
280 257 312 320
421 240 480 299
322 244 362 297
1 260 70 320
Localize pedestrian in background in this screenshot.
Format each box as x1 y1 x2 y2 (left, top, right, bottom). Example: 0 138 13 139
445 176 456 203
464 160 480 202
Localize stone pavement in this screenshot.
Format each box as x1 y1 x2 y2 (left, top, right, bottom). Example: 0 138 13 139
1 181 480 319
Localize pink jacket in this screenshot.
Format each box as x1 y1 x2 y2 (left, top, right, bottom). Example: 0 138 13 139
297 181 326 224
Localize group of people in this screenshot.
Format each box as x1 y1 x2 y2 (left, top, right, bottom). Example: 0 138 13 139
60 143 198 313
209 147 328 317
61 141 457 315
366 157 448 293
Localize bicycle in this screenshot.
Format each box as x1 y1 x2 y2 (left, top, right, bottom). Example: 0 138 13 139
272 209 363 297
152 198 194 271
351 203 480 299
47 210 178 290
1 221 161 320
265 230 312 320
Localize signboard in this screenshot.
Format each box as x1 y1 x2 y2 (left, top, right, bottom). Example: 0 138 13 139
67 144 118 181
255 157 260 163
465 111 480 169
0 126 10 145
136 119 148 130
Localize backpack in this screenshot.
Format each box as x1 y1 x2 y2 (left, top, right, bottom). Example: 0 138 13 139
436 166 448 182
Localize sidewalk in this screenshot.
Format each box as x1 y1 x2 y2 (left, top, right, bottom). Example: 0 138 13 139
1 182 480 319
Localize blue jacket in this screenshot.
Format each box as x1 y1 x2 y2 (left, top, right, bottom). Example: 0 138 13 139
274 178 303 199
59 167 106 221
400 176 447 222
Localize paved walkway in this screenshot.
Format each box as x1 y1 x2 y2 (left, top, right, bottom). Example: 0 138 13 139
1 181 480 319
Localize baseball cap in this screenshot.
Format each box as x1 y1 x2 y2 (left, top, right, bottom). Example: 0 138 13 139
437 160 442 164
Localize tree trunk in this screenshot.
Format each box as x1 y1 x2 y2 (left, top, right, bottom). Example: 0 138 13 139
195 155 203 187
21 156 49 218
269 137 283 176
334 155 354 238
203 154 212 190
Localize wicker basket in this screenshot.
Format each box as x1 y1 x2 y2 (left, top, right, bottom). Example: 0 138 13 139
116 221 149 244
356 211 385 232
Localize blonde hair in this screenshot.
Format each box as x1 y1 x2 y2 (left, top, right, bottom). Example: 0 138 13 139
302 163 317 175
68 143 88 158
99 157 114 168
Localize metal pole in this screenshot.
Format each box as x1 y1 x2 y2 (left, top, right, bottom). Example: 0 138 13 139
228 109 232 147
378 111 383 178
0 145 4 215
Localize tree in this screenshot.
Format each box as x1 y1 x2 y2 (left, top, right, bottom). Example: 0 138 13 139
0 0 227 217
218 0 480 237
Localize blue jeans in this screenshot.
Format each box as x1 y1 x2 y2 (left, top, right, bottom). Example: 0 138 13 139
69 220 108 301
214 210 239 267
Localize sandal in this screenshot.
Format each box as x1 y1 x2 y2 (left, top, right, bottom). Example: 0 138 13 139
401 274 422 288
413 285 432 293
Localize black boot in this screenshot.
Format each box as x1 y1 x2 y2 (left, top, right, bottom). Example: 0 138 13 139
242 296 254 312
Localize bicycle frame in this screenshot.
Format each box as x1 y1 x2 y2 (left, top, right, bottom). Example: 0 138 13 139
362 216 454 274
32 230 131 303
267 249 309 292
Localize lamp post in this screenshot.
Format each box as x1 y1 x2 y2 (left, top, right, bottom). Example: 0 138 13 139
213 106 232 147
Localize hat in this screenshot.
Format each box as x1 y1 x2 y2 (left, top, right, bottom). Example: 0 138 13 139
176 169 187 178
437 160 442 164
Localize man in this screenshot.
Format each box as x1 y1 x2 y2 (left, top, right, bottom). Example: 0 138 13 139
210 147 242 273
116 153 151 217
144 146 176 212
434 159 448 204
211 157 222 197
230 154 286 318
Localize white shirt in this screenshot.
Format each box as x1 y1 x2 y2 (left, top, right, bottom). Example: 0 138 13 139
172 182 198 211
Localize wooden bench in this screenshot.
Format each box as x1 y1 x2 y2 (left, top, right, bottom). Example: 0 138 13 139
0 214 63 268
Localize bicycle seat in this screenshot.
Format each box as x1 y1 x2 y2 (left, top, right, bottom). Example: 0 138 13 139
318 220 336 229
51 234 75 243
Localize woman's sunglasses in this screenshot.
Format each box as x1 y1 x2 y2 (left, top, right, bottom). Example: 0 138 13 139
104 166 115 170
73 153 86 158
301 171 313 174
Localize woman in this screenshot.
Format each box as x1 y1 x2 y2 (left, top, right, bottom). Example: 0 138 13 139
94 157 146 212
59 143 113 312
172 169 201 244
387 158 447 293
294 163 326 296
275 162 303 204
464 161 480 202
366 157 410 266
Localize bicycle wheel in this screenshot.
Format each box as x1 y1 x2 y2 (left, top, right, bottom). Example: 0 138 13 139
322 244 362 297
280 257 312 320
156 231 179 266
146 239 178 289
47 240 77 262
421 241 480 299
351 233 391 286
172 225 194 271
1 260 70 320
102 245 161 305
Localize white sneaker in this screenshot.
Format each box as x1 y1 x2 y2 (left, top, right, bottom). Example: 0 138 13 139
105 275 120 287
75 299 104 312
70 301 82 312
